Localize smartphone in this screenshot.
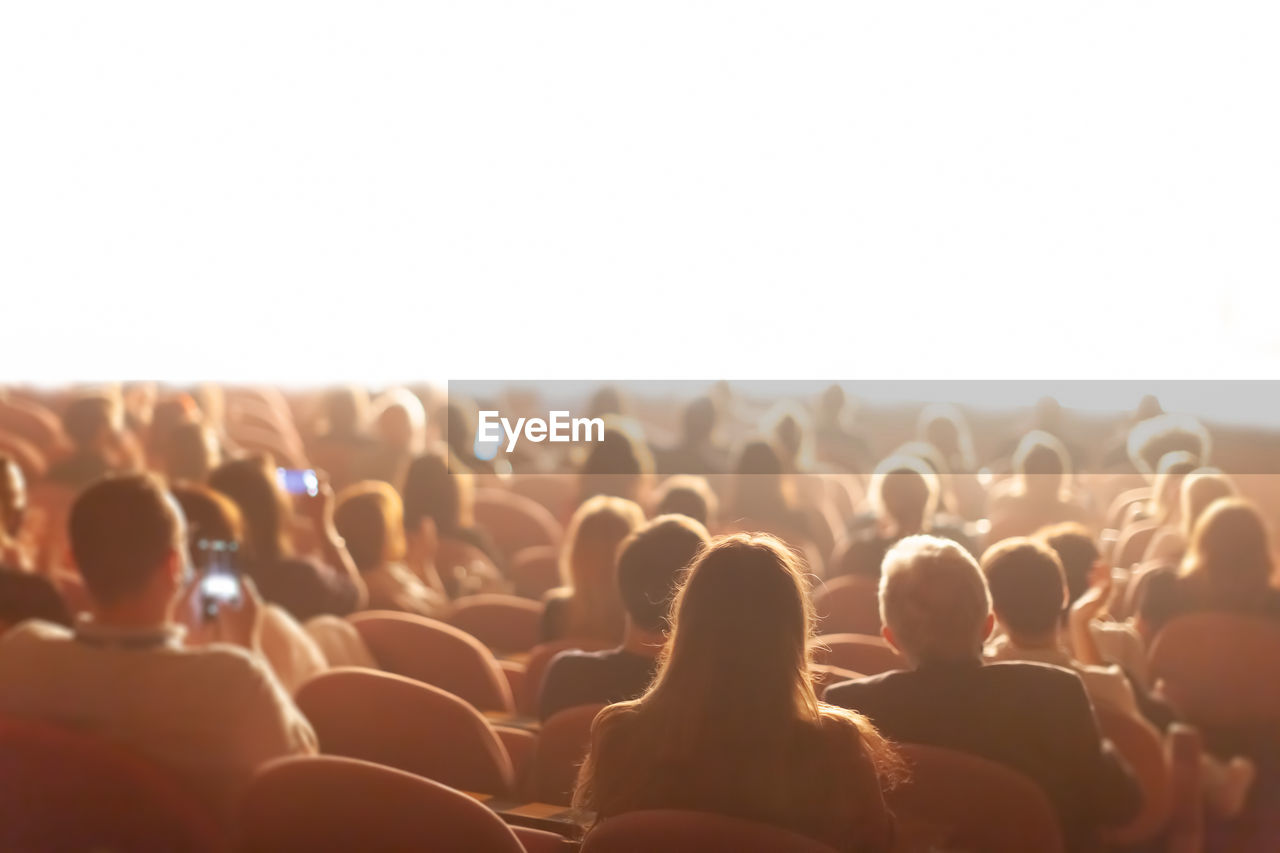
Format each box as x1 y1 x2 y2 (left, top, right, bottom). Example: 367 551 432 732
196 538 242 621
276 467 319 497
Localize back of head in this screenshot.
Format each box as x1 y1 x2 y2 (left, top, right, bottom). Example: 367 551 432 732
69 473 182 607
402 447 468 534
616 514 710 632
62 394 120 450
208 455 286 562
1181 498 1273 594
0 453 25 539
165 421 220 483
880 535 991 665
1128 413 1210 476
981 538 1067 638
871 455 939 535
371 388 426 451
1014 430 1069 496
1036 522 1099 607
562 494 646 592
917 403 974 467
335 481 406 573
681 397 717 446
579 421 653 502
652 475 717 527
1180 468 1234 538
322 386 369 438
170 482 244 561
1151 451 1199 519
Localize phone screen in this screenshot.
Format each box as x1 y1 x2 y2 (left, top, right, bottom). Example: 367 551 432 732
196 538 242 621
276 467 320 497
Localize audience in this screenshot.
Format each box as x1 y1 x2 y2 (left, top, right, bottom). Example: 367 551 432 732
0 454 70 631
542 495 645 644
654 397 728 476
986 431 1094 543
650 474 717 528
574 533 901 852
208 455 366 621
540 513 709 719
0 474 316 824
45 394 134 492
824 535 1140 851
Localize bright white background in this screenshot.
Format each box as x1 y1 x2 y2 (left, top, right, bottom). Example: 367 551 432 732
1 3 1277 384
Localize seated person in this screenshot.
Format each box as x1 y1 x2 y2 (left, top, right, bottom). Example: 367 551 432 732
986 431 1094 544
540 513 709 719
209 455 366 621
824 535 1139 852
1 453 73 631
0 473 316 824
650 475 717 528
574 533 900 852
45 394 135 492
333 480 448 618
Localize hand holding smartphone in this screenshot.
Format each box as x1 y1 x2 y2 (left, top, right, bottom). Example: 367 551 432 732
196 538 243 622
276 467 320 497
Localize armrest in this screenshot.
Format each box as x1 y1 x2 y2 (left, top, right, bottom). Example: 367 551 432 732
494 724 538 796
1165 723 1204 853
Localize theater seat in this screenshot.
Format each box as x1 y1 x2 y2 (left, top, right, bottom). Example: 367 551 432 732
349 610 515 713
473 488 564 560
449 594 545 655
295 667 518 796
303 614 379 669
580 809 841 853
239 754 532 853
0 716 221 852
510 545 563 601
811 574 882 636
530 703 606 806
810 633 905 676
886 743 1063 852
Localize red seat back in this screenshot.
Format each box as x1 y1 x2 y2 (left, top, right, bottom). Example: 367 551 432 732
473 488 563 560
510 545 563 601
0 716 221 852
530 703 606 806
449 594 545 655
349 610 515 712
295 667 516 796
810 633 905 676
811 575 882 636
239 754 527 853
580 809 840 853
886 743 1064 853
1149 612 1280 728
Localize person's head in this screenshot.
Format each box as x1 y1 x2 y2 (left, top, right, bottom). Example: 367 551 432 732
1037 522 1100 608
62 394 123 454
879 535 993 666
917 403 975 469
1180 499 1274 595
334 481 406 573
561 495 646 592
402 446 472 535
165 421 221 483
1179 469 1234 539
321 387 370 439
371 388 426 453
869 455 939 536
1013 430 1070 497
147 395 199 458
651 475 717 527
0 454 26 541
981 538 1067 642
730 439 792 519
767 402 812 470
681 396 717 447
1151 451 1199 523
578 421 653 503
616 514 710 635
1128 413 1210 477
68 474 187 616
208 455 291 562
169 482 244 563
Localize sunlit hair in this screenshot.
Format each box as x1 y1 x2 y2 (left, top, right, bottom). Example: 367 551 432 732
402 445 473 535
556 494 646 640
371 387 426 452
334 481 407 573
652 474 718 527
1150 451 1199 523
170 482 245 562
1013 430 1071 499
869 454 939 536
578 418 653 503
1036 521 1099 608
880 535 991 665
575 533 902 809
1179 469 1234 539
917 403 977 472
1179 499 1274 596
1127 413 1210 477
981 537 1067 638
208 454 293 562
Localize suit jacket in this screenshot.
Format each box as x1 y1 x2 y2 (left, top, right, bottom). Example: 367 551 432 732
825 658 1140 852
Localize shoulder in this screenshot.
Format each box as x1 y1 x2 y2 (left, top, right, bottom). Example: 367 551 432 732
823 668 906 705
0 618 74 649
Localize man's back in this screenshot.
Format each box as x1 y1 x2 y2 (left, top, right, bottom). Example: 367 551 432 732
0 620 316 823
824 659 1139 851
539 647 658 720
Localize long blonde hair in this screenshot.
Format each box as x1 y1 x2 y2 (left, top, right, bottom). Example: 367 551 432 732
557 495 645 641
1179 498 1274 599
575 533 901 809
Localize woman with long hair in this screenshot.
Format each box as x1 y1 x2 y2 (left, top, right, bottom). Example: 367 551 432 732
542 494 645 643
1137 498 1280 640
574 533 900 851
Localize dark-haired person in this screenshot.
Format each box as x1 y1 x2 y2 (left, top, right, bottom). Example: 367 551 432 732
334 480 448 617
575 534 900 852
824 535 1139 852
654 397 728 476
539 514 709 720
208 455 366 621
986 431 1094 544
651 474 717 528
0 454 71 632
578 421 654 505
306 386 376 491
0 474 316 824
